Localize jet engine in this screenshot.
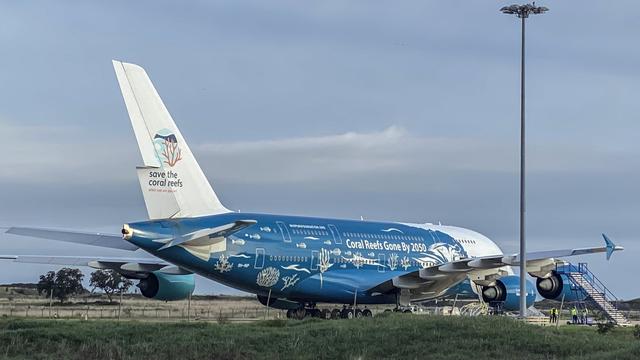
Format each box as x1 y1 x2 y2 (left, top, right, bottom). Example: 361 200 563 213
481 275 535 311
536 271 586 302
137 272 195 301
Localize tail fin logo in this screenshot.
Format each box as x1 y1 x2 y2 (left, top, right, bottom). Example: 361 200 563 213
153 129 183 167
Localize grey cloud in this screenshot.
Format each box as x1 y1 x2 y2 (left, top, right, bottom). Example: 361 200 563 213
0 0 637 298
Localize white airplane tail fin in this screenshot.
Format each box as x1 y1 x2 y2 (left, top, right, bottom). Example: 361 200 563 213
113 60 229 219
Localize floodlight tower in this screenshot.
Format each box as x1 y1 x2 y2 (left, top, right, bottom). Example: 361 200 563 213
500 3 548 319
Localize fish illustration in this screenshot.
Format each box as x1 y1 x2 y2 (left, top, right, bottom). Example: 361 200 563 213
248 234 261 240
331 248 342 256
259 226 272 232
345 250 352 256
231 239 246 246
339 264 347 269
296 243 307 249
154 133 177 143
368 252 375 257
237 263 250 268
281 264 311 273
323 240 332 245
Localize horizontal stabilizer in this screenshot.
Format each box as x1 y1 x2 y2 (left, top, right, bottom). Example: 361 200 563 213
5 227 138 251
159 219 256 250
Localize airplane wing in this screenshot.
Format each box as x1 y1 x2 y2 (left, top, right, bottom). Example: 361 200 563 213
5 227 138 251
0 255 190 278
368 234 623 296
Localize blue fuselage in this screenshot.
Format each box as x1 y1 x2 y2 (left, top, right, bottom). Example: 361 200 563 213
126 212 500 305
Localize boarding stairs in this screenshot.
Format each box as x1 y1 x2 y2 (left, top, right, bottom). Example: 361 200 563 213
556 263 630 326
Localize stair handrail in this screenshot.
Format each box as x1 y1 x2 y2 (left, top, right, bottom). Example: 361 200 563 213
555 262 624 312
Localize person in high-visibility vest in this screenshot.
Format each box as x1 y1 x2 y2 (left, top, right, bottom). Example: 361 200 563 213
549 308 556 323
571 306 578 324
553 308 559 323
582 308 588 324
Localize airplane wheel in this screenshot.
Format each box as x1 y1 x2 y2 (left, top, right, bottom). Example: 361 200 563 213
310 309 321 318
331 309 341 319
321 309 331 320
355 309 363 318
384 309 392 313
403 309 412 314
363 309 373 317
341 309 354 319
295 308 306 320
286 309 294 319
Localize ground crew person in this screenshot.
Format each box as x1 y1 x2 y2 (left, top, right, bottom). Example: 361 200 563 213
582 308 588 324
553 308 558 323
571 306 578 324
549 308 555 323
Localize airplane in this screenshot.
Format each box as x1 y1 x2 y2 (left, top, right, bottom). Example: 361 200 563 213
1 61 624 319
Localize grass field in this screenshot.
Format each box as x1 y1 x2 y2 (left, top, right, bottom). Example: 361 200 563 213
0 315 638 360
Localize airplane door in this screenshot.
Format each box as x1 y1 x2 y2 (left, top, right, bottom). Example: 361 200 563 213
310 250 319 271
328 224 342 244
378 254 386 273
254 248 265 269
276 221 291 243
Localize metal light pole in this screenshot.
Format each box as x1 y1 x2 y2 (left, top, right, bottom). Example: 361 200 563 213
500 3 548 319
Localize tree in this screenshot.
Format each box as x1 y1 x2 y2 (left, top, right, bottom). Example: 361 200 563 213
89 269 133 303
37 268 85 303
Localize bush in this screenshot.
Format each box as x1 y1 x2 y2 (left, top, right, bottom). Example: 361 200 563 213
633 325 640 340
216 311 229 325
596 322 614 334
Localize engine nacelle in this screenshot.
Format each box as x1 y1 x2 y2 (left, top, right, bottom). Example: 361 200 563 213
481 275 535 311
536 271 586 302
138 272 195 301
257 295 299 310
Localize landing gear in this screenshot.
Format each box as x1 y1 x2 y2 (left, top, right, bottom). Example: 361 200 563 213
294 308 307 320
321 309 331 320
355 309 363 318
287 304 373 320
341 308 354 319
331 308 341 319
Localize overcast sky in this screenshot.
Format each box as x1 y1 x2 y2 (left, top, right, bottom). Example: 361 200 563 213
0 1 637 299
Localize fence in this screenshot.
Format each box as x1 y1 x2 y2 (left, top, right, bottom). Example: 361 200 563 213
0 303 286 322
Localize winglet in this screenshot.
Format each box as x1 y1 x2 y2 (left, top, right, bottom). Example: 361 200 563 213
602 233 623 260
